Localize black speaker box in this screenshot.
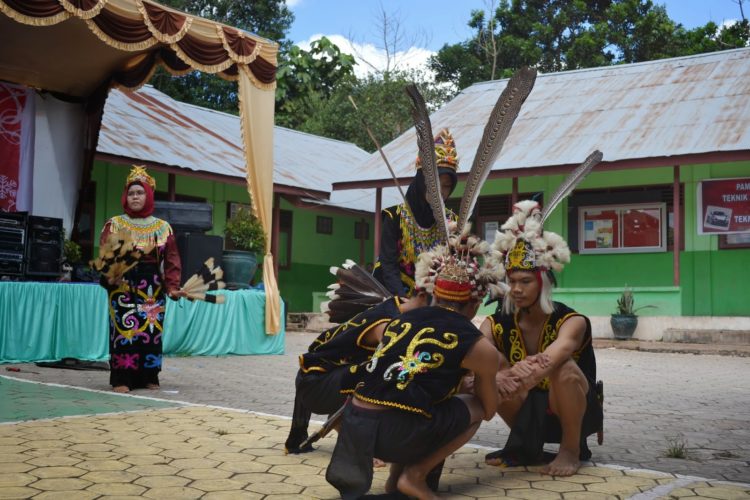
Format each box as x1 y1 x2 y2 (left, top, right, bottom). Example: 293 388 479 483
154 201 213 234
25 215 63 277
176 233 224 285
0 212 27 275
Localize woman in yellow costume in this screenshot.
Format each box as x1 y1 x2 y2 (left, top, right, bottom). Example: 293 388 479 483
99 166 184 393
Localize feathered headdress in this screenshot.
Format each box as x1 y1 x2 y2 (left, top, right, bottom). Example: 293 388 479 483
491 150 603 278
321 259 392 324
415 222 505 303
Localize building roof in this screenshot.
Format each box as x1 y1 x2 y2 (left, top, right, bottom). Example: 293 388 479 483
340 47 750 187
97 85 400 212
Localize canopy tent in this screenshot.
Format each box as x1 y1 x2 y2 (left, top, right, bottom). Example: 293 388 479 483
0 0 281 333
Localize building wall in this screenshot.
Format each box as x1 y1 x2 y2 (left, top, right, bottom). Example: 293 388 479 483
276 198 374 312
91 161 374 313
473 161 750 317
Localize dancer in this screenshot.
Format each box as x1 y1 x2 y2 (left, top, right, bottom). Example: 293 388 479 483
98 165 185 393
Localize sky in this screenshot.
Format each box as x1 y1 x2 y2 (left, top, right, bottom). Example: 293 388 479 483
286 0 746 76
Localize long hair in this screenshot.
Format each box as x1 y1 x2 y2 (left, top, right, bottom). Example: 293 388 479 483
502 270 555 315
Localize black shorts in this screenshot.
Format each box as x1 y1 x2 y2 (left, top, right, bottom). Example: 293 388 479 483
297 368 349 416
348 396 471 465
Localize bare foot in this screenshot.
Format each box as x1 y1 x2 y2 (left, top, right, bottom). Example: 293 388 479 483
112 385 130 393
146 384 160 390
385 463 404 493
397 467 438 500
541 448 580 476
373 457 387 468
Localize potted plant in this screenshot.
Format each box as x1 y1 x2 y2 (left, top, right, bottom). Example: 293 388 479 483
60 234 82 282
610 286 655 340
223 207 267 289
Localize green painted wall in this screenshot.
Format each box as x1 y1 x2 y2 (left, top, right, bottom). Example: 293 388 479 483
472 161 750 317
276 198 374 312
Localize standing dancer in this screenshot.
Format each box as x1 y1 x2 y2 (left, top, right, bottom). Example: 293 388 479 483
372 129 459 297
98 166 185 393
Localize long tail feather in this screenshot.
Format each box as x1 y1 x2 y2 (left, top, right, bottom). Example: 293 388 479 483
458 67 537 232
322 259 392 323
541 150 603 225
405 84 449 244
181 258 226 304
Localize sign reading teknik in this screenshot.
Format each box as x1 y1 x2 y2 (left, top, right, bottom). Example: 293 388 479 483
697 178 750 235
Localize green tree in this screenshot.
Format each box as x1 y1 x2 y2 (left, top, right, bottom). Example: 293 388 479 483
275 37 357 129
430 0 749 91
299 69 451 153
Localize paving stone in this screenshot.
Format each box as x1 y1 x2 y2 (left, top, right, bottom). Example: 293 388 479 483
80 470 139 483
134 475 191 488
244 481 305 495
28 478 93 491
33 491 99 500
142 486 204 499
86 482 147 496
30 466 87 479
0 487 39 499
0 472 36 487
202 491 263 500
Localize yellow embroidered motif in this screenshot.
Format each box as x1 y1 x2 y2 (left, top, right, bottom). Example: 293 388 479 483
383 326 458 390
366 319 412 372
110 215 172 249
506 239 535 270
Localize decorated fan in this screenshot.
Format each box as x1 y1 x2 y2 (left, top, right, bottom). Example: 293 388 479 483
321 259 392 324
90 231 152 283
180 258 226 304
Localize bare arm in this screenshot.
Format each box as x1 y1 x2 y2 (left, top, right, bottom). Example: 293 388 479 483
514 315 587 389
462 337 501 420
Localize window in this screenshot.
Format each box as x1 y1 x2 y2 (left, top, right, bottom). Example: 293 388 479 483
354 221 369 240
278 210 292 269
227 201 251 219
579 203 666 253
316 215 333 235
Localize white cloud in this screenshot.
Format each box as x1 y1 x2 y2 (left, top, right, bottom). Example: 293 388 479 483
297 34 435 78
286 0 303 7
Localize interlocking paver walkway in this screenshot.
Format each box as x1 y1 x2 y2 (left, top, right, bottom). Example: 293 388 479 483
1 376 749 499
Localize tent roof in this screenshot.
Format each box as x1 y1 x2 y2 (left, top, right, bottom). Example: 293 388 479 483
98 85 402 212
0 0 278 97
340 48 750 189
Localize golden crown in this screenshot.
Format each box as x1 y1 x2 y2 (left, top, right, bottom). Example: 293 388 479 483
126 165 156 189
415 128 459 172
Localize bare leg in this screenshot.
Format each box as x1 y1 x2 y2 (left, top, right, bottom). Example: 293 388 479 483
397 395 484 499
112 385 129 393
485 382 527 466
542 360 588 476
146 384 160 390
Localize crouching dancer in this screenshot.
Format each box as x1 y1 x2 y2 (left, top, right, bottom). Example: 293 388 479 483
325 236 504 500
482 200 603 476
285 293 429 454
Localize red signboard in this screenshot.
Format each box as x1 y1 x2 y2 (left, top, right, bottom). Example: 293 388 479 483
697 178 750 235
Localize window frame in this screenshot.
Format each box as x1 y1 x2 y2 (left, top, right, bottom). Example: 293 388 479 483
578 202 667 254
316 215 333 235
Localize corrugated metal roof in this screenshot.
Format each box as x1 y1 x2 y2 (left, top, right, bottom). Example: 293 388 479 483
97 85 391 211
345 47 750 182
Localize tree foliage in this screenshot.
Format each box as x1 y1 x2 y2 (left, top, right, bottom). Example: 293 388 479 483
430 0 750 90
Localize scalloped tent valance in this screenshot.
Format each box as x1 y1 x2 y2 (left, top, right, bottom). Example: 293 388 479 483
0 0 277 95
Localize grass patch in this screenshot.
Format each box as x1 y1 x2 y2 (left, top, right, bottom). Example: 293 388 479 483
664 434 688 459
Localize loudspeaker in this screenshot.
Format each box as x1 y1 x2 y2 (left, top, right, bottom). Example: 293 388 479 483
154 201 213 234
0 212 27 276
176 233 224 285
25 215 63 277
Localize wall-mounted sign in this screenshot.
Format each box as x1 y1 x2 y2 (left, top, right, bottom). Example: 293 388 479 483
697 178 750 235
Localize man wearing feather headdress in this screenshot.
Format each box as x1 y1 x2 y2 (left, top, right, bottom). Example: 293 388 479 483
326 232 504 500
479 200 603 476
98 165 186 393
284 290 430 454
372 128 459 297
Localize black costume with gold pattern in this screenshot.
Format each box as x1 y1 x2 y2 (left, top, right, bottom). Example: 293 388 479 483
487 301 602 463
488 301 596 389
285 297 402 454
354 306 481 417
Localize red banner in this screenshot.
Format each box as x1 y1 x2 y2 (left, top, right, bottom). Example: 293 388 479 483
0 84 27 212
698 178 750 234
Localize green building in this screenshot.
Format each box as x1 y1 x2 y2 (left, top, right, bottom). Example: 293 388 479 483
334 48 750 337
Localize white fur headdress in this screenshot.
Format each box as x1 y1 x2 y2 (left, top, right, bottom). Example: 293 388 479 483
492 200 571 275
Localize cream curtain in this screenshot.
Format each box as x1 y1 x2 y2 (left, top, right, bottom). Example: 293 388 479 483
238 66 281 335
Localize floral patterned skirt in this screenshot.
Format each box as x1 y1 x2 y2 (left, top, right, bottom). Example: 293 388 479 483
107 262 165 389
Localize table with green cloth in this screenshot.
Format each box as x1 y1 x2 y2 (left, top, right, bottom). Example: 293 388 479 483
0 282 285 363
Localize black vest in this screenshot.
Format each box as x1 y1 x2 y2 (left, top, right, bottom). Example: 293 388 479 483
488 301 596 390
299 297 401 374
353 306 482 418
